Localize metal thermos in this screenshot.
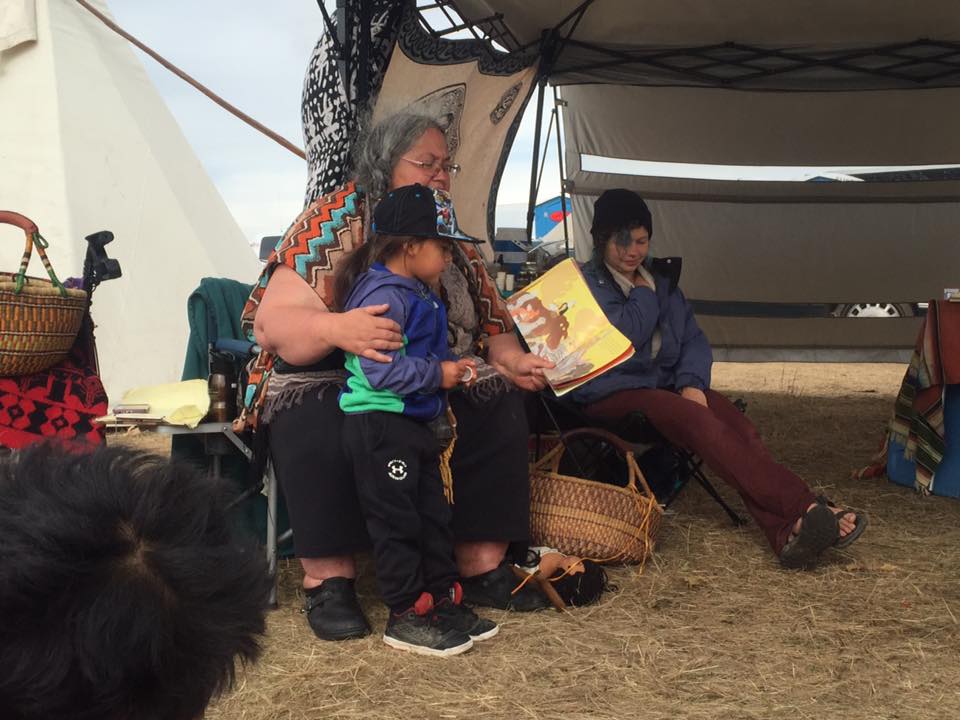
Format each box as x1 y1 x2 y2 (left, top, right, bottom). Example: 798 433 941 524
207 352 238 422
208 372 230 422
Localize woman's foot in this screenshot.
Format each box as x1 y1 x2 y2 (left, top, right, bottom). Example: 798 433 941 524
791 498 866 547
303 578 371 641
780 503 839 569
814 496 868 549
781 497 867 569
460 563 550 611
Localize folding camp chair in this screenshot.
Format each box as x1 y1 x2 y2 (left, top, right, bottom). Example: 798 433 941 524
529 388 746 527
178 277 292 606
520 253 741 524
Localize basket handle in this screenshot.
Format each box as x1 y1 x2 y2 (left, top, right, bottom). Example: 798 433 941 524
560 427 634 455
0 211 69 296
532 426 658 500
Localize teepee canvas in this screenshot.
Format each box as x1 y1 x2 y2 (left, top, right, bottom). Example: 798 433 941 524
0 0 260 400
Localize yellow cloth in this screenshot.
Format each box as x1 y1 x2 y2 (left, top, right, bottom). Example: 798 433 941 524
96 379 210 428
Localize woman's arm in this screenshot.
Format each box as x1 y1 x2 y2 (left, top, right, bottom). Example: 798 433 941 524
673 288 713 393
597 283 661 349
254 265 403 365
453 243 553 390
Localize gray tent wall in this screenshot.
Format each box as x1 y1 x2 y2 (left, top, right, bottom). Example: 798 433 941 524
560 84 960 361
451 0 960 360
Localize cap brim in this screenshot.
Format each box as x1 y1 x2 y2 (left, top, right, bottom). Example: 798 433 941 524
393 230 483 245
440 231 484 245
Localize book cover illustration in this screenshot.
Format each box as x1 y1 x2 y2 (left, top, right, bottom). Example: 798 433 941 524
506 258 635 395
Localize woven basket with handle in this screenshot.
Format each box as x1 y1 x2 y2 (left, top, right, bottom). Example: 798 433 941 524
0 211 88 376
529 427 664 564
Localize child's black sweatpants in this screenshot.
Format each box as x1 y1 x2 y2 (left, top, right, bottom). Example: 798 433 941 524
342 411 458 611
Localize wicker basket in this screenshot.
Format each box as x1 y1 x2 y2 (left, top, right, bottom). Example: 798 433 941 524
529 427 663 564
0 211 87 376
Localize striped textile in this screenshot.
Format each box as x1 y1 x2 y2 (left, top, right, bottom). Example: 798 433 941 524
237 181 515 428
857 300 960 493
238 183 365 426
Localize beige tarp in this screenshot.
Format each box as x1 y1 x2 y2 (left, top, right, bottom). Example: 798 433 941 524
454 1 960 87
701 317 922 362
373 27 537 258
454 0 960 49
442 1 960 357
0 0 36 53
562 84 960 179
567 194 960 301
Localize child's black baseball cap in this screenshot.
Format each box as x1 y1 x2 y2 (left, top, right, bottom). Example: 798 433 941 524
372 184 483 244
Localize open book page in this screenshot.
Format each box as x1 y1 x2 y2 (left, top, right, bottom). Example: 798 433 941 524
506 258 634 396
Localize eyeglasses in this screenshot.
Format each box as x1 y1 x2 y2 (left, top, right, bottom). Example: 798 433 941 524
400 156 461 177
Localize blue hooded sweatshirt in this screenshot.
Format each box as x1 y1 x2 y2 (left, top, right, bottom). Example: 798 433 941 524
568 256 712 405
339 263 454 421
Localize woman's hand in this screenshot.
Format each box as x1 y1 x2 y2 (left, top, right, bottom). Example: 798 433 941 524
329 304 403 363
255 266 402 365
680 386 708 407
487 333 555 391
506 353 554 391
492 351 554 392
632 274 649 288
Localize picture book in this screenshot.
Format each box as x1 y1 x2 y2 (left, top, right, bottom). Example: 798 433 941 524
506 258 634 396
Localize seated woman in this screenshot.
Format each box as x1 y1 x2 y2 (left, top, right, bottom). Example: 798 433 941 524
569 188 867 569
241 112 554 642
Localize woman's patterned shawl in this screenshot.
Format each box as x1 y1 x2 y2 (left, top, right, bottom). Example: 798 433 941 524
238 181 515 427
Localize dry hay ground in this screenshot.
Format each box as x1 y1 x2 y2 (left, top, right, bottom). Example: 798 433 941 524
133 363 960 720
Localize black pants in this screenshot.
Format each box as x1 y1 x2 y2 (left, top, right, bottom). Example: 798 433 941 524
342 412 458 611
269 388 530 559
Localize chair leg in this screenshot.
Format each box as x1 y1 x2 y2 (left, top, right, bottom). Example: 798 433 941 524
658 474 687 509
265 459 279 609
688 461 746 526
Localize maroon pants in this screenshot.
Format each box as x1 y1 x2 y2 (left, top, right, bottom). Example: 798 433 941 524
585 388 815 554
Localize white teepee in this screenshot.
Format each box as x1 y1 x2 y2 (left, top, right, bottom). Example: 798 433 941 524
0 0 260 401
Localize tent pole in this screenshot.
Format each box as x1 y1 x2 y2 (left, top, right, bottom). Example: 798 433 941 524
336 0 353 103
553 85 570 258
316 0 344 61
533 108 556 202
525 78 547 244
357 0 370 107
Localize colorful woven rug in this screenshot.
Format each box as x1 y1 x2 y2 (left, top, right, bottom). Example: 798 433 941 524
0 326 107 449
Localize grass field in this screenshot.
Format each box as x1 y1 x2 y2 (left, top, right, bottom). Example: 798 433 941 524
118 362 960 720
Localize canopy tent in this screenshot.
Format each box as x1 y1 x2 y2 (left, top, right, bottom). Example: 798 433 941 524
0 0 260 400
395 0 960 360
451 0 960 88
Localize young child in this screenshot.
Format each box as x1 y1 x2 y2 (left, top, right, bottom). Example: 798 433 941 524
0 444 270 720
335 184 498 657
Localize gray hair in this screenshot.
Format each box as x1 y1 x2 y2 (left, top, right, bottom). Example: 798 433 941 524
352 113 446 202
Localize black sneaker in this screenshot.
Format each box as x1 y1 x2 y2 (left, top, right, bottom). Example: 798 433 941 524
303 577 371 641
460 563 550 612
434 582 499 641
383 592 474 657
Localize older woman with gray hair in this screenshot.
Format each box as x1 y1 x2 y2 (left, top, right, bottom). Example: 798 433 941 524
239 112 553 643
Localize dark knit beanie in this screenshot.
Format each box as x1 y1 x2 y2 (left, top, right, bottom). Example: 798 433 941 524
590 189 653 244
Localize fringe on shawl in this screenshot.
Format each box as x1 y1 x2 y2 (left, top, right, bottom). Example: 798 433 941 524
260 370 347 424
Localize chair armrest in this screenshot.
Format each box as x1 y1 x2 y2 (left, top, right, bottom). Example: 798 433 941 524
212 338 258 356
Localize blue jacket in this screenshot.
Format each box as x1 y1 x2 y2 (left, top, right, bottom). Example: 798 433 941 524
339 263 454 421
568 257 712 405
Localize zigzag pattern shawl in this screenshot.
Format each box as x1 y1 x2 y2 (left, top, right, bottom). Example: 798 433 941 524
239 182 514 426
